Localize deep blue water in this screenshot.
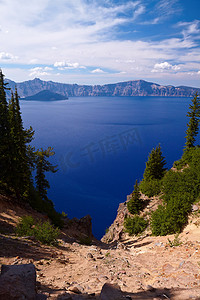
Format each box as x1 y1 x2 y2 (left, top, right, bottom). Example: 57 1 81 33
20 96 191 239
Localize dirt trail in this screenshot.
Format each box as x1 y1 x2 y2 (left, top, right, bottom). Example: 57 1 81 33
1 196 200 299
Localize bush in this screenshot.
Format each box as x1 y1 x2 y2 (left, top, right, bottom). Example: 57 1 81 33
124 215 148 236
151 193 192 236
168 233 182 247
162 168 199 203
140 179 162 197
16 216 60 245
34 221 60 245
16 216 35 237
151 146 200 236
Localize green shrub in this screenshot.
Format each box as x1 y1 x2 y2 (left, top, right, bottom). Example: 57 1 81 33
34 221 60 245
140 179 162 197
162 168 199 203
151 193 192 236
168 233 182 247
16 216 35 237
151 147 200 237
124 215 148 236
173 147 200 171
16 216 60 245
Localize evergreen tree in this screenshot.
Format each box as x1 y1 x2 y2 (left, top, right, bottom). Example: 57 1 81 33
35 147 57 202
143 144 166 181
140 144 166 197
185 93 200 149
0 70 12 188
8 88 33 199
127 180 142 214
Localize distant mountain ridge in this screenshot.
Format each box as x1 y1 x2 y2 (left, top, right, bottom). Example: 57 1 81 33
5 78 200 98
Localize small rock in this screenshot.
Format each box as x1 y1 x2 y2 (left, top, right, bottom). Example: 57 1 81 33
68 284 84 294
192 205 199 212
87 253 94 259
57 258 69 264
117 243 125 250
179 260 185 267
146 285 156 292
98 275 109 281
154 242 163 247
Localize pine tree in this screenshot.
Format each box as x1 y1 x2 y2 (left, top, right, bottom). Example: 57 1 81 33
185 93 200 149
0 70 12 188
7 89 33 198
143 144 166 181
35 147 57 202
127 180 142 214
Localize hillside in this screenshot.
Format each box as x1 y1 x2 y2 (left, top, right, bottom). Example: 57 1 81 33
5 78 200 98
1 195 200 299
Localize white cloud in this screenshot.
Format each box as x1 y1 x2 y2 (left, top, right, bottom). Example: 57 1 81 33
116 59 135 63
54 61 85 70
177 20 200 39
152 61 180 72
0 51 17 60
198 71 200 75
91 68 105 74
140 17 160 25
29 66 52 77
155 0 182 18
0 0 199 87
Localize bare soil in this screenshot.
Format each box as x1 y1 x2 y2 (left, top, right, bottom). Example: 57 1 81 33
1 195 200 299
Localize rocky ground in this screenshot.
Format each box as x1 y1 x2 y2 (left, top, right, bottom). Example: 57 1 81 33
1 195 200 299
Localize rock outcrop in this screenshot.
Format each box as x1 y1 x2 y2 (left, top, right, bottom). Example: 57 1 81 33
0 263 37 300
63 214 93 242
101 192 164 244
101 201 129 244
5 78 200 98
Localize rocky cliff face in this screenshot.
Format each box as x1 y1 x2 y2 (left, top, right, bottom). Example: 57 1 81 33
5 78 200 98
101 193 162 244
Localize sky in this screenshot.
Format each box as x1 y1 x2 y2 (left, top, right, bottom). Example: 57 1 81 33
0 0 200 87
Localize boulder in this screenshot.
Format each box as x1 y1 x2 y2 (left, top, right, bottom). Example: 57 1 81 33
0 263 36 300
68 284 84 294
100 283 124 300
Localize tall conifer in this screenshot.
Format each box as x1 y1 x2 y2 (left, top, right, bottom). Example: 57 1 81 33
185 93 200 149
143 144 166 181
0 70 12 187
127 180 142 214
35 147 57 202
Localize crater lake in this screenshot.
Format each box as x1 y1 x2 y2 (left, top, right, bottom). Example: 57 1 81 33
20 96 192 239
